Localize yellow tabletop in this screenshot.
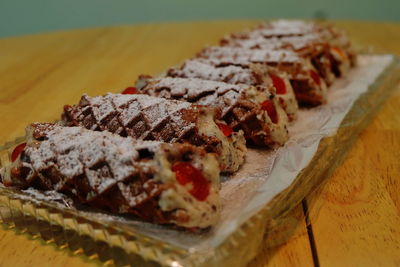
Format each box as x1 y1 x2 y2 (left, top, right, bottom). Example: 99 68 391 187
0 20 399 266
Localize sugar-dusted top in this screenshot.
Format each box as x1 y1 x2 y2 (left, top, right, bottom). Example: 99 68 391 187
146 77 248 103
222 33 326 51
198 46 301 65
139 76 273 122
62 93 204 143
25 125 165 191
257 20 320 37
100 93 192 127
168 59 258 85
256 20 351 48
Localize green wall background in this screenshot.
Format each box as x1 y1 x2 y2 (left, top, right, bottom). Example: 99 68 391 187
1 0 399 38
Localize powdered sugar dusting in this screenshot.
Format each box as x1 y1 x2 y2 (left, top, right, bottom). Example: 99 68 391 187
199 46 301 64
151 77 248 102
64 93 198 142
259 20 318 37
268 19 316 29
23 126 171 192
223 33 325 51
105 93 194 128
169 59 257 85
28 141 55 171
139 76 291 147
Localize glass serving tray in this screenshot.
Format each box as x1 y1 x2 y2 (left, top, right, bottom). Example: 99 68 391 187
0 55 399 267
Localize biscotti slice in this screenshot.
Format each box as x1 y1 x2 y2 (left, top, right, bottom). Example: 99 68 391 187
136 76 289 147
254 20 356 71
61 93 246 173
2 123 221 229
197 46 328 106
167 59 298 121
220 33 337 85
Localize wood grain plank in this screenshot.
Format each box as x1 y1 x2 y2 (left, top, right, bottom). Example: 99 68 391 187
304 21 400 267
248 204 314 267
306 90 400 266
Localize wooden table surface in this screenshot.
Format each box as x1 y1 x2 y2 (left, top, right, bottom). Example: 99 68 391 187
0 20 399 267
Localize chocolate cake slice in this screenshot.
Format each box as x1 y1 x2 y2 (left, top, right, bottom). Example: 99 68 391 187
197 46 328 106
2 124 221 229
136 76 289 147
61 93 246 173
167 58 298 121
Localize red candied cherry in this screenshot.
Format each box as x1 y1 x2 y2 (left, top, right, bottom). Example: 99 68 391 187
217 123 233 137
11 143 27 162
121 87 138 94
309 70 321 86
261 100 278 124
270 74 287 95
172 162 210 201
